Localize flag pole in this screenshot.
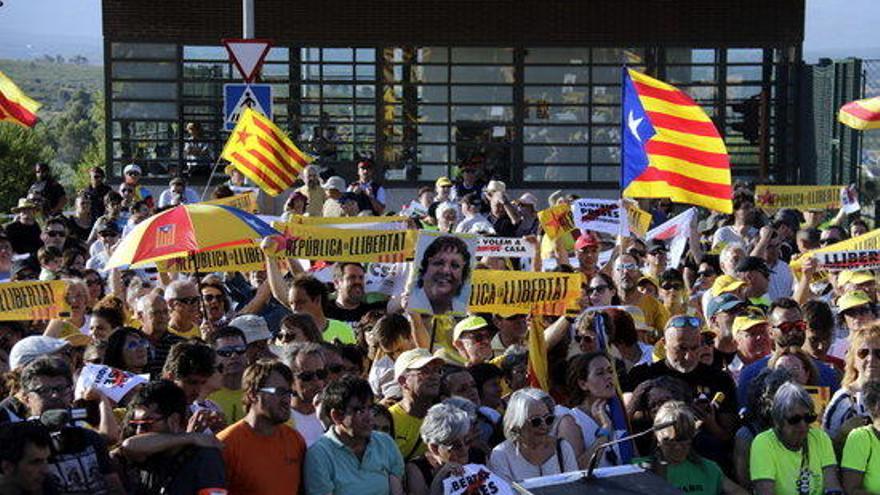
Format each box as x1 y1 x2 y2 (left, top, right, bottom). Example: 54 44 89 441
199 155 226 201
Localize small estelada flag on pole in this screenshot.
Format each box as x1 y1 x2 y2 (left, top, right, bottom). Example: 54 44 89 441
220 107 314 196
0 70 41 128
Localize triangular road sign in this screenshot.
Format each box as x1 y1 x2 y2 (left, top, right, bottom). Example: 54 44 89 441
223 38 272 82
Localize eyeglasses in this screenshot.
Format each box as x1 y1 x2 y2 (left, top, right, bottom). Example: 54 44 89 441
125 339 150 351
45 231 65 238
202 293 224 302
296 369 329 382
775 320 807 333
845 305 875 318
527 413 556 428
573 333 596 344
173 296 200 306
615 262 638 272
661 283 683 291
785 413 818 425
857 348 880 360
668 316 701 329
588 285 611 294
28 384 71 397
258 387 293 398
462 331 491 343
440 438 468 451
126 171 141 177
216 345 247 358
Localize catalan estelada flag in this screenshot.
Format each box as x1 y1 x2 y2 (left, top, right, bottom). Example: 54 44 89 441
221 107 313 196
839 96 880 130
620 68 733 214
0 70 41 128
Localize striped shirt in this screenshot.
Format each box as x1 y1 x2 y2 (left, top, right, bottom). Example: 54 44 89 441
822 387 867 440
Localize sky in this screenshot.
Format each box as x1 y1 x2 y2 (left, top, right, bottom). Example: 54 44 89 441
0 0 877 62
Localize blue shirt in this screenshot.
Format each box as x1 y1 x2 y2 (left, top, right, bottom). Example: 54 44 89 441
304 428 404 495
736 355 841 408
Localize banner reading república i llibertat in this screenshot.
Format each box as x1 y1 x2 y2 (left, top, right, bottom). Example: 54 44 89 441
791 228 880 272
270 224 417 263
755 185 842 211
469 270 580 316
0 280 69 321
156 244 267 273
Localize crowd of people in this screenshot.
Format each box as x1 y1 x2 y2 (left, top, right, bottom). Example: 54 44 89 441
0 156 878 495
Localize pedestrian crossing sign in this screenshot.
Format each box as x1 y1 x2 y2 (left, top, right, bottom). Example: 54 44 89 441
224 83 273 131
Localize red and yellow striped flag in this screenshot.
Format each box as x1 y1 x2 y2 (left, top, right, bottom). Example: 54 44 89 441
220 107 313 196
839 96 880 130
0 70 41 128
621 69 732 214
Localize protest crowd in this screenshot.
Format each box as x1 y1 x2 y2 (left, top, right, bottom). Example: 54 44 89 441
2 151 880 495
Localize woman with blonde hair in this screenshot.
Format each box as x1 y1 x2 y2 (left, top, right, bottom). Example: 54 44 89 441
823 324 880 444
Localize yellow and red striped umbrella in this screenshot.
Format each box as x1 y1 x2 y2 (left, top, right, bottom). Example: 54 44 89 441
106 204 278 269
839 96 880 130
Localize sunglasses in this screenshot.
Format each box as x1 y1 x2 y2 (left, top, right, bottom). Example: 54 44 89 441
661 283 683 291
440 438 468 451
276 331 298 343
45 231 65 238
785 413 818 425
174 296 200 306
528 413 556 428
697 270 716 278
297 369 329 382
202 294 224 302
574 333 595 344
125 339 150 351
588 285 610 294
845 305 874 318
258 387 293 398
128 415 166 430
216 345 247 358
857 348 880 360
126 171 141 176
462 332 491 343
627 249 646 258
121 188 134 193
616 262 639 272
776 320 806 333
328 364 346 375
668 316 701 329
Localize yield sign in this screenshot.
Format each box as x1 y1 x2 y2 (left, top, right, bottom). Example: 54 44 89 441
222 38 272 82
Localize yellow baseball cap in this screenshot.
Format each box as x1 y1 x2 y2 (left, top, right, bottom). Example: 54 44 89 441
838 290 873 313
637 275 659 289
732 313 768 336
393 348 443 380
63 333 92 348
435 176 453 187
711 275 745 296
838 270 875 288
453 315 491 341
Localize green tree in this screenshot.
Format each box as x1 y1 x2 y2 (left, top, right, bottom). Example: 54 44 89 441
0 123 52 213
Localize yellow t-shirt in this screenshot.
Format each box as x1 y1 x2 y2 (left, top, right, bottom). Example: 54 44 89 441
168 323 200 340
639 294 670 333
750 427 837 495
388 402 426 461
208 387 245 424
841 425 880 493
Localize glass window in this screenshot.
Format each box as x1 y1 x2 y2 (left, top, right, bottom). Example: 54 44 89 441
728 49 764 63
450 86 513 103
183 46 227 60
112 62 178 80
524 66 590 85
451 66 514 84
524 145 587 163
113 43 176 60
523 166 587 182
525 48 589 65
451 47 513 64
112 102 178 120
112 82 177 100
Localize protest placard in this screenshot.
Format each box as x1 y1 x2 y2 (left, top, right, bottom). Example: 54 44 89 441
647 208 696 269
625 201 652 238
156 244 266 273
407 231 477 316
441 464 514 495
791 228 880 272
364 262 411 296
285 215 408 231
570 198 627 236
538 204 575 241
469 270 580 316
815 249 880 272
755 185 842 211
202 190 259 212
75 363 148 404
271 224 416 263
0 280 69 321
476 237 535 258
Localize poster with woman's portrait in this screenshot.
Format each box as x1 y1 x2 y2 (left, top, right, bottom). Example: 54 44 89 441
407 231 477 316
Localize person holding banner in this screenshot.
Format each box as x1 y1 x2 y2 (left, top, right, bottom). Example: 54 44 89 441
411 234 473 316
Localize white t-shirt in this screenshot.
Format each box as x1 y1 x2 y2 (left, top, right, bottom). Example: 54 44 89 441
565 407 621 468
767 259 794 301
488 438 578 483
291 408 325 447
367 355 400 399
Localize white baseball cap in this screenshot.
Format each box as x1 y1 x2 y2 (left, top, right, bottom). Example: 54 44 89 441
9 336 70 370
123 163 142 176
486 180 506 194
517 193 539 207
229 314 271 344
322 176 346 191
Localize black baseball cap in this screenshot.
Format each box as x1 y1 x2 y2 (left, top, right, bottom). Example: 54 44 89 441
735 256 773 277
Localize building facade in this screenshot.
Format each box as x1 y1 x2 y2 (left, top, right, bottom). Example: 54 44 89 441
102 0 804 199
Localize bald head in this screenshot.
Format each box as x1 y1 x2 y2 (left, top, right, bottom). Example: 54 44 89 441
664 315 701 374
